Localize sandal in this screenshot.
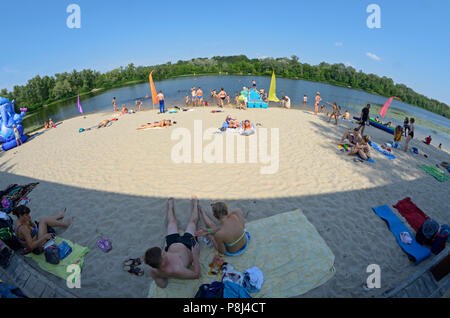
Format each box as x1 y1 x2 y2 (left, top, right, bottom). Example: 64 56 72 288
123 264 144 276
123 258 141 267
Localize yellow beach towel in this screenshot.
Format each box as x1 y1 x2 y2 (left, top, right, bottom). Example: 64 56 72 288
148 209 335 298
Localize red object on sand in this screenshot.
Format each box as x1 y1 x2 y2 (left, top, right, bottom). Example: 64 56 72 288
393 197 430 232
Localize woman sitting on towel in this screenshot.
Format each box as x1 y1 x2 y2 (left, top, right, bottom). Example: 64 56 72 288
195 202 249 257
13 205 74 254
347 136 371 160
136 120 173 130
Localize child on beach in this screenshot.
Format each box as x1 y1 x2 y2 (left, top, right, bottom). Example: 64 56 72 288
393 126 403 148
13 124 22 146
185 95 190 107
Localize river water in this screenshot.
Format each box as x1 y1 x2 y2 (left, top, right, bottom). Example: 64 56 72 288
22 75 450 149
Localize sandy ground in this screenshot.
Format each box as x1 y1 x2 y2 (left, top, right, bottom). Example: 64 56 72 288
0 105 449 298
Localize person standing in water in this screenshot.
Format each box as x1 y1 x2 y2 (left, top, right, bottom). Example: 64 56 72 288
314 92 322 115
112 97 118 112
217 88 227 108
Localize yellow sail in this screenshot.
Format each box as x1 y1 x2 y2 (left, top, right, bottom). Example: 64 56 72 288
268 71 280 102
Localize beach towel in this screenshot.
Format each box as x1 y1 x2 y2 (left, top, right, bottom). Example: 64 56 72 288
372 205 431 264
419 165 450 182
368 141 396 159
393 197 430 232
25 237 88 281
148 209 335 298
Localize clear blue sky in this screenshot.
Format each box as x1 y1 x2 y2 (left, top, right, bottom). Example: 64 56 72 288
1 0 449 104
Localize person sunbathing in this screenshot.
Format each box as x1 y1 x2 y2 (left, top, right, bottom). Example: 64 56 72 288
13 205 74 254
136 120 172 130
121 105 129 115
242 120 252 130
339 128 362 145
144 197 201 288
225 116 241 129
347 136 371 160
195 202 249 256
98 119 111 128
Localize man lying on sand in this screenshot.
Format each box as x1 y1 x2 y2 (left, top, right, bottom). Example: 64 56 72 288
225 115 241 129
144 197 201 288
195 202 249 256
136 120 174 130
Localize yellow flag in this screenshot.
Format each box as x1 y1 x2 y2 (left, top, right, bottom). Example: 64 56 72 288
268 71 280 102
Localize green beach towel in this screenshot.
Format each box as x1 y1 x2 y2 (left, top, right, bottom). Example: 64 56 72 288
148 209 335 298
419 165 450 182
25 237 89 281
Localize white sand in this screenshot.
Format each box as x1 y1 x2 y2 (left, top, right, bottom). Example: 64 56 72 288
1 106 449 298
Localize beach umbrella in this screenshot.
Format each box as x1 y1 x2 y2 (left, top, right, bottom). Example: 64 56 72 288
149 70 159 110
379 97 400 118
77 90 83 114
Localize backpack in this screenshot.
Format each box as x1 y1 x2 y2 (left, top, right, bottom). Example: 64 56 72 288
194 281 224 298
416 219 440 245
43 241 60 265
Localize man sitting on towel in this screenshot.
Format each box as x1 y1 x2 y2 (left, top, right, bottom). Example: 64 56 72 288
144 197 201 288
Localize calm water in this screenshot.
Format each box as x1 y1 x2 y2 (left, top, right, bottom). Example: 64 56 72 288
22 75 450 149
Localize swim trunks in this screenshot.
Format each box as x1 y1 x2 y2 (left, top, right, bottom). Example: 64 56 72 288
165 233 197 252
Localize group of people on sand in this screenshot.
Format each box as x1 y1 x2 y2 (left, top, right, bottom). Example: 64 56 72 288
223 115 253 132
144 197 248 287
43 118 55 129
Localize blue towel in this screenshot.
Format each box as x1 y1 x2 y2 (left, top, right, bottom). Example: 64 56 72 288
372 205 431 264
357 153 375 163
369 141 396 159
223 282 251 298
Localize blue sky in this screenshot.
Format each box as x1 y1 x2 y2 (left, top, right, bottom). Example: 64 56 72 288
1 0 449 105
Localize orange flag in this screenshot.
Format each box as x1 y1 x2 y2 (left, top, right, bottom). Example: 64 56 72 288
149 70 159 104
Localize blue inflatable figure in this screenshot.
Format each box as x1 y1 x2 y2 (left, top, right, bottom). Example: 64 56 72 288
0 97 28 151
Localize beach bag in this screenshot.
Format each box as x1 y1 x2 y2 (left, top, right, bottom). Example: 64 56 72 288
194 281 224 298
57 241 72 260
416 219 440 246
431 230 448 255
43 240 60 265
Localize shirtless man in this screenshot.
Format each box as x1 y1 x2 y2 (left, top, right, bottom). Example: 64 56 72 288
191 87 197 106
196 87 204 106
217 88 227 108
112 97 118 112
327 102 339 125
144 197 201 288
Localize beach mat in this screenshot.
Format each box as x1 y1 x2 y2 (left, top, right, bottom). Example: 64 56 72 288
393 197 429 232
419 165 450 182
25 237 89 281
372 205 431 264
148 209 335 298
369 141 396 159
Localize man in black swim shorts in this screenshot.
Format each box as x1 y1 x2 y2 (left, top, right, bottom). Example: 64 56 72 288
357 104 371 136
144 197 201 288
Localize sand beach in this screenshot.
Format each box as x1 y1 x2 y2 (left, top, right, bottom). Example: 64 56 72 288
0 106 449 298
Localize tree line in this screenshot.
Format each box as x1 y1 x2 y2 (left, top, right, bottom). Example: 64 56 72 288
1 55 448 118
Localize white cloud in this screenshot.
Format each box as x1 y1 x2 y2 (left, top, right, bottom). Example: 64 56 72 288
335 42 343 47
366 52 381 61
345 62 354 68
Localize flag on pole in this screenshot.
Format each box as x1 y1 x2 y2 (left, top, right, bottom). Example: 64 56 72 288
77 90 83 114
149 70 159 108
379 97 400 118
268 71 280 102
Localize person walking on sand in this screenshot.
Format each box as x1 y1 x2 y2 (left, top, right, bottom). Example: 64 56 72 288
314 92 322 115
112 97 118 112
327 102 339 125
157 91 165 113
357 104 370 136
404 118 415 152
144 197 201 288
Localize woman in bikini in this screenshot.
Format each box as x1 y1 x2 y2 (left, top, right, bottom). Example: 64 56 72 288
13 205 74 254
195 202 249 256
136 120 173 130
348 136 372 160
217 88 227 108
